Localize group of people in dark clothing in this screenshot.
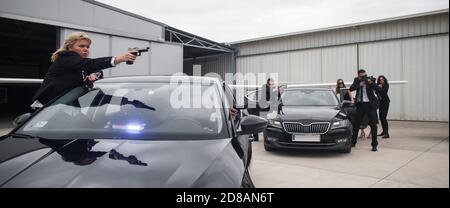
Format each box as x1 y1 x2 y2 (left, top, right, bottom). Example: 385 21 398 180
251 72 390 152
336 69 390 152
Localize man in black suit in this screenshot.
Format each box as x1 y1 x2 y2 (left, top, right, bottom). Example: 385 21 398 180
252 78 277 141
350 69 381 151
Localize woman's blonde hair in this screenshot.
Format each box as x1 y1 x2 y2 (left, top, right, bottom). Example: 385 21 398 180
51 32 92 62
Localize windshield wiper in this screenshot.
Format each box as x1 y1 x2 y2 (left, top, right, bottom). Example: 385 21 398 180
9 133 42 139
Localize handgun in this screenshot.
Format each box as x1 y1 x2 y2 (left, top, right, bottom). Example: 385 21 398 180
126 47 150 65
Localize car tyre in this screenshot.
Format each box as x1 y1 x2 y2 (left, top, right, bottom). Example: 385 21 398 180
263 131 275 151
264 143 275 151
339 144 352 153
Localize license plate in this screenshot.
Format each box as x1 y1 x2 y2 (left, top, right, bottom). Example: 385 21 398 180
292 134 320 142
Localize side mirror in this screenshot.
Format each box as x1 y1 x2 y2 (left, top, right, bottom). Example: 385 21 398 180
237 115 267 136
234 103 247 110
341 100 354 108
13 113 31 127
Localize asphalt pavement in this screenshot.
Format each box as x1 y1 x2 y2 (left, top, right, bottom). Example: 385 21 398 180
249 121 449 188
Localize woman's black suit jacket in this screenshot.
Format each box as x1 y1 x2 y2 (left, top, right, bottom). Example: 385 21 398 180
33 51 114 104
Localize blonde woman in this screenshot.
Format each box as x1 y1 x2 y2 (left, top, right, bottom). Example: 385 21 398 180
32 32 137 107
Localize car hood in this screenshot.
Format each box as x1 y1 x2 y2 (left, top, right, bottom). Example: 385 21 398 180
0 137 244 188
278 106 340 122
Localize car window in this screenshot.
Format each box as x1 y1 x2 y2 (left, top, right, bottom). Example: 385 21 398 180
223 83 234 108
16 82 228 140
281 89 339 106
246 91 257 102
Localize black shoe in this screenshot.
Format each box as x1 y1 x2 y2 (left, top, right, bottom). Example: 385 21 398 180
351 143 356 147
382 134 390 139
377 132 385 136
371 146 378 152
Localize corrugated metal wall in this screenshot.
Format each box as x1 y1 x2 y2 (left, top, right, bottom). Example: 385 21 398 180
359 35 449 121
185 54 233 80
288 49 322 83
359 39 404 120
236 34 449 121
236 12 448 57
237 45 357 85
233 11 449 121
402 35 449 121
321 45 358 83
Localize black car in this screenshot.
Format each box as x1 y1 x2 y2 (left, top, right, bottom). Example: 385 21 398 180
263 88 353 153
0 76 267 188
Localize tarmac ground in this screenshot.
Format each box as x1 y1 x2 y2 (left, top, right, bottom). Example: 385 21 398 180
249 121 449 188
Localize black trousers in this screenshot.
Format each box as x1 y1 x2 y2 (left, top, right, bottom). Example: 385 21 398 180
352 103 378 147
379 102 389 134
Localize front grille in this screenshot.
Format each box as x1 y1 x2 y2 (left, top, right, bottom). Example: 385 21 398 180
283 122 330 134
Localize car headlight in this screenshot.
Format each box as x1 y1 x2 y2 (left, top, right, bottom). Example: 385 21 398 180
331 120 349 129
268 120 282 128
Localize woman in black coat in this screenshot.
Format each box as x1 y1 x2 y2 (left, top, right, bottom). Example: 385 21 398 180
335 78 353 102
31 32 137 107
376 75 390 138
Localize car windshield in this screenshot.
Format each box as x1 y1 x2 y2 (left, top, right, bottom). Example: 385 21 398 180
280 89 339 106
16 82 228 140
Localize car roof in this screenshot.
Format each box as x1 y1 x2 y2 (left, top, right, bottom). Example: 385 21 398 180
284 87 334 91
96 75 221 85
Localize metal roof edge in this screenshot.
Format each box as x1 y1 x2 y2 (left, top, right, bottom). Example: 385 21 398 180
82 0 168 27
228 8 449 45
84 1 232 50
166 26 235 50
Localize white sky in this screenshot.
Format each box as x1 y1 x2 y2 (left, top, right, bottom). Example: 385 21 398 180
97 0 449 43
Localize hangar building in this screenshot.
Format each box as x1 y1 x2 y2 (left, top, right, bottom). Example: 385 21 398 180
0 0 448 122
205 9 449 122
0 0 233 115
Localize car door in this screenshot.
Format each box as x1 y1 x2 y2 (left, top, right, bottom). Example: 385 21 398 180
223 83 252 168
